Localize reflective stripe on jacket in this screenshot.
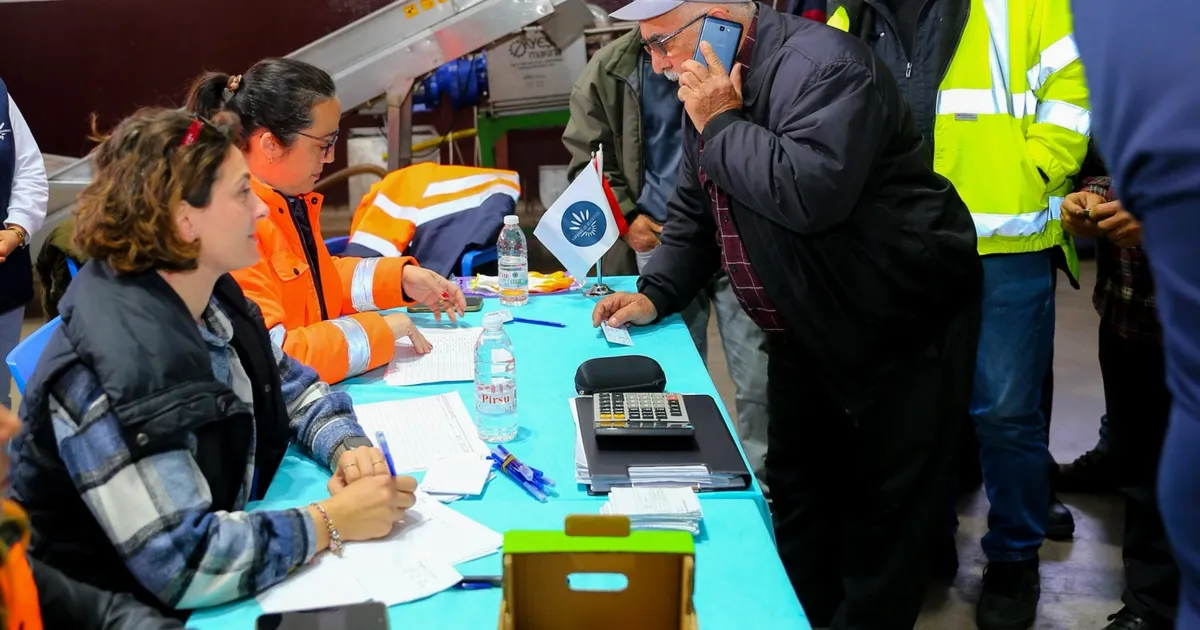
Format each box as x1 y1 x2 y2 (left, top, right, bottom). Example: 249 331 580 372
233 179 415 384
350 163 519 259
828 0 1089 278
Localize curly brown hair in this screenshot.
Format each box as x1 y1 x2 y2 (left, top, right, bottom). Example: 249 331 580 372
73 108 243 274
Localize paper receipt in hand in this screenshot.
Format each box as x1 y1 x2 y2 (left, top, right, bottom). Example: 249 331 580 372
600 322 633 346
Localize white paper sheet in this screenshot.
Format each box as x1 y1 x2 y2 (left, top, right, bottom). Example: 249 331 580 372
355 393 491 473
385 327 483 385
256 491 501 614
420 455 494 496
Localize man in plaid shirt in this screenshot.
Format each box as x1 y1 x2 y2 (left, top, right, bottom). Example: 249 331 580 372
1060 167 1178 629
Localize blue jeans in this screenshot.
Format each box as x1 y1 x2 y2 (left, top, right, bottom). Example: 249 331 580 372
973 251 1056 563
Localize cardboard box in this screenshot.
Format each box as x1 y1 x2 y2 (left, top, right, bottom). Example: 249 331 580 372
499 515 698 630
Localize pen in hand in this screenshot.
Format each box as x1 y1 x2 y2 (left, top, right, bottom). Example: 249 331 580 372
375 431 399 477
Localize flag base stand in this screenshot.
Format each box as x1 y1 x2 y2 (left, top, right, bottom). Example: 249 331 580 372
583 282 614 297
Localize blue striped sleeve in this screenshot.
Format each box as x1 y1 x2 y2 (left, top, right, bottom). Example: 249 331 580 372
272 341 367 469
47 363 317 609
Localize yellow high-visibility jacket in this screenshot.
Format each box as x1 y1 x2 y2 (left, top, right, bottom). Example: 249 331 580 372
828 0 1090 278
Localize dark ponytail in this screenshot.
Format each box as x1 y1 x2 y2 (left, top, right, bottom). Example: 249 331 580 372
184 58 336 149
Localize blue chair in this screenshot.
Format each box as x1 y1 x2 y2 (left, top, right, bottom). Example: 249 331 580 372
324 236 350 256
459 246 497 277
6 317 63 396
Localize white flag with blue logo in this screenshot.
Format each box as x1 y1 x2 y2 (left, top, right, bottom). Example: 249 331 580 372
534 157 626 280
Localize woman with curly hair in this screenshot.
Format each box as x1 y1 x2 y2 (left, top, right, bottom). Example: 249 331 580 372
9 108 418 618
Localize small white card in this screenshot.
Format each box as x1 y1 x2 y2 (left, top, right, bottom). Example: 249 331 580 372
491 309 514 323
420 455 494 497
600 322 634 346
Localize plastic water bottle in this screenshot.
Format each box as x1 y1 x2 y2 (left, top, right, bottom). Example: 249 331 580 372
473 312 518 443
497 215 528 307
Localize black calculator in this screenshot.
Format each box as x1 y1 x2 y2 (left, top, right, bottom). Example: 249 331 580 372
592 392 695 438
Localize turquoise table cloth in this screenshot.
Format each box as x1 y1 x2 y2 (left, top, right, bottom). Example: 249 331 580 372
341 276 766 514
187 277 804 628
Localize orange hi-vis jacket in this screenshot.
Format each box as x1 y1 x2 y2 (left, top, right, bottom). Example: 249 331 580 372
233 179 416 384
1 501 42 630
349 163 520 257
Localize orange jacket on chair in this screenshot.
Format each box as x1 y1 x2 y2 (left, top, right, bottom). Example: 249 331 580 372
0 501 42 630
349 163 520 258
233 179 416 384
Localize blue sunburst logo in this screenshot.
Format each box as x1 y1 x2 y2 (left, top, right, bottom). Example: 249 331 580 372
560 201 607 247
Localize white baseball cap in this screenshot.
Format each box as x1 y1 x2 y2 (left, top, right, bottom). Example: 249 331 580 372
610 0 713 22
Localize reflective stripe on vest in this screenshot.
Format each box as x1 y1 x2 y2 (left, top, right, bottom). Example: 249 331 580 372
350 164 521 258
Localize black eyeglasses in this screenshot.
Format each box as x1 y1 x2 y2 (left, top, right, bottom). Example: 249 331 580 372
641 12 708 56
296 128 339 159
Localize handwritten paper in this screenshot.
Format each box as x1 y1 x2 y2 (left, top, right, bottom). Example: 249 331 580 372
355 393 490 473
385 327 482 385
256 492 501 614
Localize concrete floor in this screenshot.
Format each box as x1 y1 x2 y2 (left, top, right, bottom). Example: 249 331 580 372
8 259 1124 628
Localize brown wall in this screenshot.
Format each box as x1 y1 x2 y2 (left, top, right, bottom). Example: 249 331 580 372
0 0 395 157
0 0 578 206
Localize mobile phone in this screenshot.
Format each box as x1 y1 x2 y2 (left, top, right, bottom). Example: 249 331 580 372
407 296 483 313
693 16 744 70
255 602 388 630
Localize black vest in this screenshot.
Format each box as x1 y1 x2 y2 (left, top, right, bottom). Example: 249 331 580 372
10 261 291 616
0 78 34 314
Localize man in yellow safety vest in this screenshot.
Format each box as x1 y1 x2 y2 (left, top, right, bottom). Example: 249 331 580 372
827 1 1089 628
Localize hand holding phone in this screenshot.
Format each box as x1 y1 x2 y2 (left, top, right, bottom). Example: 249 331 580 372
692 16 743 70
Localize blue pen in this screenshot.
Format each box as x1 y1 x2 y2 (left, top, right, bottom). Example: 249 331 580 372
491 446 556 488
490 457 549 502
510 316 566 328
455 575 502 590
375 431 398 476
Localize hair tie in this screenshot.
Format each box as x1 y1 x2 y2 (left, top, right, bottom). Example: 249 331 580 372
222 74 243 104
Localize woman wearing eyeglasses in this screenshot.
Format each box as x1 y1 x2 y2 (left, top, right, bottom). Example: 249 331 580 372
186 59 465 385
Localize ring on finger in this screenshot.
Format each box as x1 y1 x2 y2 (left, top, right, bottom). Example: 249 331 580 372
344 461 359 469
371 459 386 466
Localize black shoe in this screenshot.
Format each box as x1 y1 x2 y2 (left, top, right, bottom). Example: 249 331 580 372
1057 447 1119 493
1046 496 1075 541
977 560 1040 630
1103 607 1170 630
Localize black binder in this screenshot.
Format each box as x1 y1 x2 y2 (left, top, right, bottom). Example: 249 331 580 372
575 394 752 494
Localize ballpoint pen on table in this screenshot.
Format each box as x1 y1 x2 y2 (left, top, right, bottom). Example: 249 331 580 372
491 445 555 487
489 454 550 502
455 575 503 590
375 431 399 476
509 316 566 329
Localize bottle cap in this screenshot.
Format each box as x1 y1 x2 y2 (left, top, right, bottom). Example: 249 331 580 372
482 312 505 330
503 215 519 226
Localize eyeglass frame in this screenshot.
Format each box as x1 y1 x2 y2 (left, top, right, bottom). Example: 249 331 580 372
296 128 339 159
640 11 709 57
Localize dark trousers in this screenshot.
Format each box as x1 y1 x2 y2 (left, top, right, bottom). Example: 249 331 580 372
1098 324 1178 623
766 302 979 629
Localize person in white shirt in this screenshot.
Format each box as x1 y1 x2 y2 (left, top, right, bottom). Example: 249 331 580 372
0 81 49 408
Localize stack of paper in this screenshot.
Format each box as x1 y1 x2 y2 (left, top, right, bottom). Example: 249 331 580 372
355 393 491 473
385 327 483 386
628 465 743 490
256 492 501 614
600 487 704 535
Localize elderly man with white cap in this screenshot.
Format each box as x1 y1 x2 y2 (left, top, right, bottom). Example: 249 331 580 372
592 1 983 626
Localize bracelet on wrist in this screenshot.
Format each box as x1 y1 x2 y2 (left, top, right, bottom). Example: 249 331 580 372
310 502 344 557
